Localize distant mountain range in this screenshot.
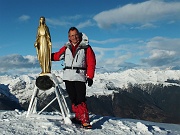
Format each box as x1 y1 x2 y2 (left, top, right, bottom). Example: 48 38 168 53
0 69 180 123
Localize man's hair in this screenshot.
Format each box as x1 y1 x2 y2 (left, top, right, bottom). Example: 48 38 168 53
68 27 79 34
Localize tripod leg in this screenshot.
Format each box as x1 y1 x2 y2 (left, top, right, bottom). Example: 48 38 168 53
55 86 72 124
26 87 39 117
57 85 71 117
32 97 38 114
55 87 66 118
51 73 71 117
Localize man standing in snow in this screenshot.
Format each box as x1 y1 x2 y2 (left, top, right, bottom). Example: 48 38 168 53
51 27 96 129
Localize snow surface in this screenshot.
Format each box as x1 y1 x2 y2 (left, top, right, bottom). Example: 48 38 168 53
0 69 180 134
0 110 179 135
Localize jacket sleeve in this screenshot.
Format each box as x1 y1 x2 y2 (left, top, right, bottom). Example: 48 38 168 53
51 46 66 61
86 46 96 79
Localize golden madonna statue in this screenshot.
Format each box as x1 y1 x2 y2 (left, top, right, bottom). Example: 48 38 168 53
34 16 52 74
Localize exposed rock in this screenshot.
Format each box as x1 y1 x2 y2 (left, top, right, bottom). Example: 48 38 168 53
2 83 180 124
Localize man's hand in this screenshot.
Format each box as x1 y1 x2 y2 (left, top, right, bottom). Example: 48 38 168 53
87 78 93 87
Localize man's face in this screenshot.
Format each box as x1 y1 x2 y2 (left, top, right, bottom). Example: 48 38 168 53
68 30 80 44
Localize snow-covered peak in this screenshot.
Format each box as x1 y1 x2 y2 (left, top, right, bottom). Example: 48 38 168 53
0 69 180 134
0 69 180 100
86 69 180 96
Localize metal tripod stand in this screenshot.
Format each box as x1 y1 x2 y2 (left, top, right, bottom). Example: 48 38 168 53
26 73 72 124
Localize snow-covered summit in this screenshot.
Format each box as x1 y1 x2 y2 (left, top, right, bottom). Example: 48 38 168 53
0 69 180 102
0 69 180 134
88 68 180 96
0 110 179 135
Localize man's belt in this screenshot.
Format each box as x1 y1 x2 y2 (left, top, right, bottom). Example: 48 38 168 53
63 66 86 73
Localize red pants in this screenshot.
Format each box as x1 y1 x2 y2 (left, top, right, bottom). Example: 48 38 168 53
72 102 90 124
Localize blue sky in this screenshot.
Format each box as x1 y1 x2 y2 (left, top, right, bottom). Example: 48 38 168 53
0 0 180 75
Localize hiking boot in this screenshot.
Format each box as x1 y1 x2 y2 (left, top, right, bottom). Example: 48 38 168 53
71 117 81 125
81 122 92 129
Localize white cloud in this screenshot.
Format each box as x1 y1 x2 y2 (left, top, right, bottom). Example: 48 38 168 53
66 15 82 20
93 0 180 28
105 53 132 66
148 49 176 59
46 18 72 26
91 38 124 44
45 15 82 27
0 54 39 75
141 49 178 67
24 55 37 64
93 36 180 70
1 36 179 75
142 37 180 67
76 20 94 29
132 23 157 29
93 42 141 70
18 15 30 22
147 36 180 53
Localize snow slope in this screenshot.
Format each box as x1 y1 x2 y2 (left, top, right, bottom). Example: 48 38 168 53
0 110 179 135
1 69 180 103
0 69 180 134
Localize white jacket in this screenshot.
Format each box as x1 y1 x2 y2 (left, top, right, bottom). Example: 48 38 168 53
63 41 89 82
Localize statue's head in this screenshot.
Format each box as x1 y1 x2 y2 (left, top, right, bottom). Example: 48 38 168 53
39 16 45 25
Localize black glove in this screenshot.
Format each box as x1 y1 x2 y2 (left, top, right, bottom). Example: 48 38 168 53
87 78 93 87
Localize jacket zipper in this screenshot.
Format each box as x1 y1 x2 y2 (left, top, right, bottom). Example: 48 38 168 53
76 54 78 62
